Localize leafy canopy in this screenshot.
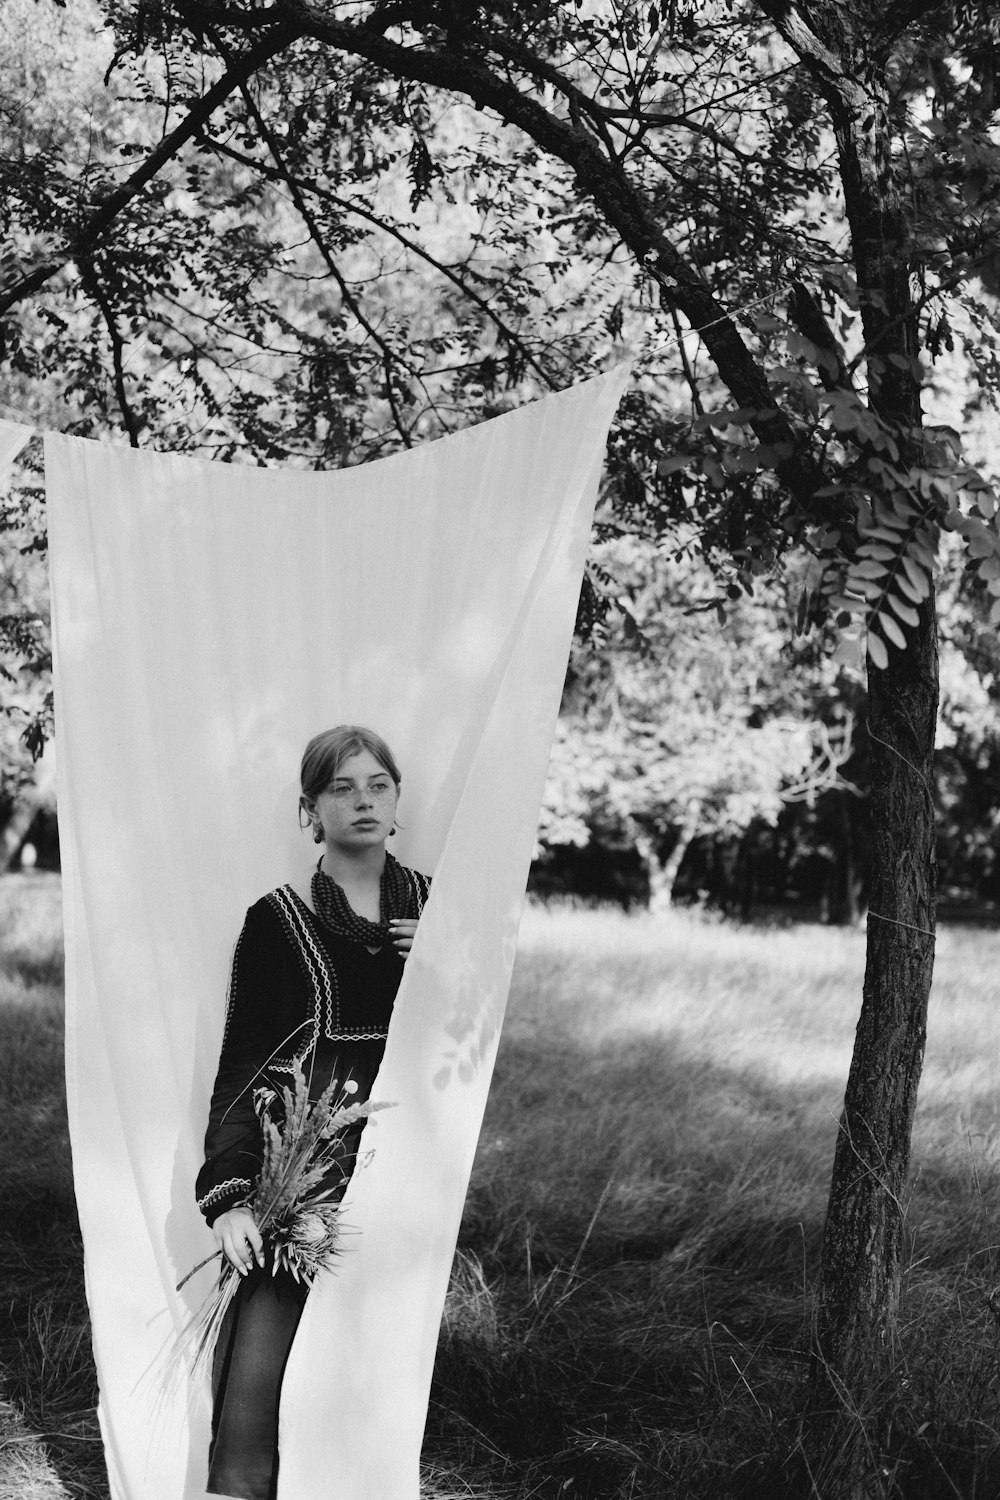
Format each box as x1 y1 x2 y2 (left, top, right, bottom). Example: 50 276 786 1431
2 0 1000 675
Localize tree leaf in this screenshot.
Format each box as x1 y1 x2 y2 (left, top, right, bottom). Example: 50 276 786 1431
878 611 907 650
873 498 917 530
886 594 920 627
657 455 689 475
894 570 926 604
899 554 931 597
965 527 995 559
866 631 889 671
702 455 725 488
829 594 867 615
908 533 937 567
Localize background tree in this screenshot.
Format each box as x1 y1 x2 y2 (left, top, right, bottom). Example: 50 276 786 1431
0 462 52 872
537 540 858 912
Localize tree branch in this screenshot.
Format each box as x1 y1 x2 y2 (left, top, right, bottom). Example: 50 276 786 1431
756 0 923 433
453 23 619 156
202 134 558 390
753 0 867 122
277 2 828 510
788 279 851 391
170 0 293 28
669 306 706 417
213 37 428 444
78 258 143 448
460 25 769 167
380 348 413 449
876 0 950 45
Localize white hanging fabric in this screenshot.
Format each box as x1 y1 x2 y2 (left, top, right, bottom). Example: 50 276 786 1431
46 365 630 1500
0 417 33 472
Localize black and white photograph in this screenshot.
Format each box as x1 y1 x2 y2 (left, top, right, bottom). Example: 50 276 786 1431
2 3 1000 1498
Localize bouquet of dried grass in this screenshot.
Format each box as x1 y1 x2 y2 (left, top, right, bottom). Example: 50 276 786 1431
171 1062 392 1386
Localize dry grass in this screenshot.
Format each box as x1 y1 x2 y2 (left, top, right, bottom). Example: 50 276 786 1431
3 878 1000 1498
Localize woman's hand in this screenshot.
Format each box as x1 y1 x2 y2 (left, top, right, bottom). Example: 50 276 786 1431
213 1205 264 1276
388 917 419 959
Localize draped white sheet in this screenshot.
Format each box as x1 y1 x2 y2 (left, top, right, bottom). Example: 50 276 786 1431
46 366 629 1500
0 418 32 472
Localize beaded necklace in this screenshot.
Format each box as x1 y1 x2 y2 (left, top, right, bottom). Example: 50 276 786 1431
310 851 418 948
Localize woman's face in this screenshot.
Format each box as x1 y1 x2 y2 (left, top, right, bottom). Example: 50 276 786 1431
309 749 399 853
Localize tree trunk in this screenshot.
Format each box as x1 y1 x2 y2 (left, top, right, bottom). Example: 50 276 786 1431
841 794 863 928
811 605 937 1487
0 753 56 873
0 790 39 873
824 791 863 926
633 810 700 913
734 821 760 921
743 4 941 1486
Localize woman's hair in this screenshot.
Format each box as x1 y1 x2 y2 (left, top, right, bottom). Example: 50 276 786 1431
299 725 402 810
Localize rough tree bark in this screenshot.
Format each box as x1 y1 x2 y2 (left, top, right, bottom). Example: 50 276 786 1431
814 613 937 1466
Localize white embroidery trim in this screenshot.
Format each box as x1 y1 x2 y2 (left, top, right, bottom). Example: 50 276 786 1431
222 871 431 1072
197 1176 253 1212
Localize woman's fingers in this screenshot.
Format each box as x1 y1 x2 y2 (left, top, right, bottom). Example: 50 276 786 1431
225 1239 248 1274
388 917 418 956
245 1220 265 1266
225 1233 260 1275
216 1209 264 1274
221 1227 245 1273
237 1218 264 1270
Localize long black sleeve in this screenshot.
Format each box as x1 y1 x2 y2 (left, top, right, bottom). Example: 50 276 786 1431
195 900 311 1225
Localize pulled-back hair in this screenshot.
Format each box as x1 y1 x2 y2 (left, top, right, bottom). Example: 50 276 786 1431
299 726 402 813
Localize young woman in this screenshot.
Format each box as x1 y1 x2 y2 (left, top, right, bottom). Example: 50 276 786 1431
195 725 430 1500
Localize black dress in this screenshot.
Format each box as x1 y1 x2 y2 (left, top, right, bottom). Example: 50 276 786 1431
196 871 429 1500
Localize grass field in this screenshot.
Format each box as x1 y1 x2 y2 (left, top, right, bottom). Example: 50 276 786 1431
2 874 1000 1498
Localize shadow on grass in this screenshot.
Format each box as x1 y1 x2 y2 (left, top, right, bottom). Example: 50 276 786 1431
4 964 1000 1497
0 996 108 1500
427 1023 1000 1500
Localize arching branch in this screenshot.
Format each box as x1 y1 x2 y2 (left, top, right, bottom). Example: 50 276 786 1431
270 2 828 510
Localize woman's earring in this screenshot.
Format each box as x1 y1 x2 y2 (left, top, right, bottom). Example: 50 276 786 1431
312 821 324 844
